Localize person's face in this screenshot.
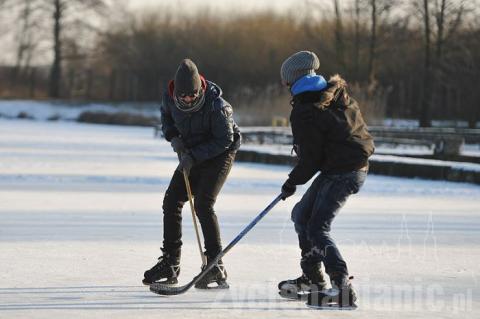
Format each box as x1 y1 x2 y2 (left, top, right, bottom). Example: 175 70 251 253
178 90 200 105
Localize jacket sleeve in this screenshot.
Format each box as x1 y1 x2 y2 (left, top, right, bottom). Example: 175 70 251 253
160 97 180 142
287 107 324 185
189 100 234 163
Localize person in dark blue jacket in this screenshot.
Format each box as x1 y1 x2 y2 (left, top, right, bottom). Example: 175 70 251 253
143 59 240 289
277 51 374 308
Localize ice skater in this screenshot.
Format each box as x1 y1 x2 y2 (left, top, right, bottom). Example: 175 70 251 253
143 58 241 289
277 51 374 308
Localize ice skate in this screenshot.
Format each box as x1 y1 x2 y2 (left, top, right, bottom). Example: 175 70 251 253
306 275 358 310
194 258 229 289
142 249 180 285
278 263 327 300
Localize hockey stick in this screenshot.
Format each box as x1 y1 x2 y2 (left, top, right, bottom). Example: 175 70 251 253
183 169 207 267
150 194 283 295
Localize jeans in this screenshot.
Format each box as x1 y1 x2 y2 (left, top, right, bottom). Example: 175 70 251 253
162 150 235 261
291 170 367 277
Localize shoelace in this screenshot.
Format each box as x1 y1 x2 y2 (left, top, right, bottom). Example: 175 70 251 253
154 256 168 269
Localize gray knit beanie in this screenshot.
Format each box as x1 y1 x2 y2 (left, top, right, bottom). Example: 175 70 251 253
174 59 201 96
280 51 320 85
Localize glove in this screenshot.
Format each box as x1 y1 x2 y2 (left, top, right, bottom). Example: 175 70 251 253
170 136 185 154
178 152 194 175
281 179 296 200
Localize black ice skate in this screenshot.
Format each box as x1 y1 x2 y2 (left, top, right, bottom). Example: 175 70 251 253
194 257 229 289
142 250 180 285
306 275 358 310
278 263 327 300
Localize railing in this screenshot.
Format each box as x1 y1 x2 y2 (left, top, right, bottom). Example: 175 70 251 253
238 126 480 157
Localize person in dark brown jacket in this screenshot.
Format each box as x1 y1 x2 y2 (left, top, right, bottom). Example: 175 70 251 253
277 51 374 308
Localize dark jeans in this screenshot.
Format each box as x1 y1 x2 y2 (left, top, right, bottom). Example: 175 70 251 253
291 170 367 277
162 150 235 261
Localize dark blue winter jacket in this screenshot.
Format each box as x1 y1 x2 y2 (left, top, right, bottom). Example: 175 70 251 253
160 78 241 163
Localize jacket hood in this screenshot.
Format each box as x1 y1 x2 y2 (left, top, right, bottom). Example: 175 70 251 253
316 74 348 109
203 80 223 101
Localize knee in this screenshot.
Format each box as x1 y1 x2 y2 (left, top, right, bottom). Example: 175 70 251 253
194 197 215 217
163 190 185 212
291 204 308 229
294 221 307 235
307 227 331 242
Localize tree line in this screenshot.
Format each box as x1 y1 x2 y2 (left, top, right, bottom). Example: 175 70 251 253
0 0 479 127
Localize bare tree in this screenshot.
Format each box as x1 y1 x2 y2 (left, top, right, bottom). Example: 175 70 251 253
45 0 107 98
0 0 14 36
14 0 40 76
353 0 363 80
432 0 468 87
467 14 480 128
420 0 432 127
332 0 345 69
366 0 395 92
413 0 469 127
434 0 446 60
47 0 62 98
1 0 107 98
436 0 468 58
367 0 377 88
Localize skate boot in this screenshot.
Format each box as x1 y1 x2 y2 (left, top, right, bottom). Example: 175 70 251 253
142 249 180 285
278 262 327 300
194 256 229 289
307 274 358 309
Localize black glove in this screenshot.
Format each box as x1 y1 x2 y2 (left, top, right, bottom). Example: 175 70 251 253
170 136 185 154
178 152 194 175
281 179 296 200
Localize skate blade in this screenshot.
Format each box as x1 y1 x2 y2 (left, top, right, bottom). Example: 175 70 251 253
279 289 310 300
142 278 178 286
306 302 358 310
195 281 230 290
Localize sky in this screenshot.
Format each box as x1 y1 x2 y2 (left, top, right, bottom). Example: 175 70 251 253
126 0 318 14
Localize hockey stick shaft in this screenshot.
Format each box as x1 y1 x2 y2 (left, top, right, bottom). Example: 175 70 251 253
183 169 207 266
150 194 283 295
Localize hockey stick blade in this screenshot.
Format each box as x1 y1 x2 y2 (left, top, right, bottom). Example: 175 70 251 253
150 194 283 296
149 277 196 295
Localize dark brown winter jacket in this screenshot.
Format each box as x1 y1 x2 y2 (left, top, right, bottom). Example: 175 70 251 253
288 74 375 185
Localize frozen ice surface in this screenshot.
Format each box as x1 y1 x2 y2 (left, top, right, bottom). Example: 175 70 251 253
0 119 479 318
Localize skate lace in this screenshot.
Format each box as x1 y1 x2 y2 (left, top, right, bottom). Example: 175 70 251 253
200 263 226 279
216 264 227 278
295 274 311 285
332 275 355 289
283 274 311 291
154 255 168 269
154 255 180 277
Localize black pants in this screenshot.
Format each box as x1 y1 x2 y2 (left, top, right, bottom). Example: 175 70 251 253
162 150 235 261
